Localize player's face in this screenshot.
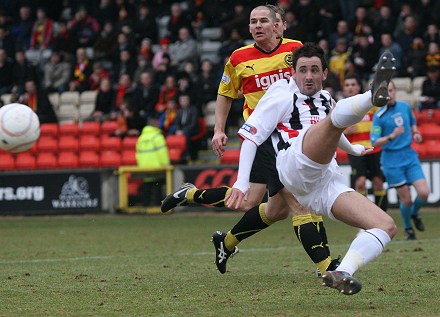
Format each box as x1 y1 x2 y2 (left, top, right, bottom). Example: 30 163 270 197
292 56 327 96
249 8 277 43
275 13 286 37
387 82 397 105
343 79 361 97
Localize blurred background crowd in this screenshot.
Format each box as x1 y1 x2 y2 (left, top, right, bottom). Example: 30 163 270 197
0 0 439 162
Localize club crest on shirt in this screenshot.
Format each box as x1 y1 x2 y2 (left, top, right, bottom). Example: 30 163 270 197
284 53 293 67
241 123 257 135
221 73 230 84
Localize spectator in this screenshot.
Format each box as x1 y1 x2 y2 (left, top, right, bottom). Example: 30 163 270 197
426 42 440 69
155 74 177 114
219 28 244 61
328 20 353 51
113 32 135 64
0 48 13 95
130 71 159 120
69 47 92 92
168 27 198 69
0 26 15 58
12 50 37 95
10 5 33 51
316 0 341 39
29 7 54 51
92 0 118 26
137 37 153 62
18 79 58 124
52 20 73 55
133 55 152 84
419 66 440 111
220 3 249 40
349 6 373 37
159 97 177 136
373 5 396 39
93 21 118 67
338 0 359 21
115 6 135 35
283 10 307 43
114 73 134 113
113 99 145 138
195 59 218 112
395 15 420 53
43 51 71 93
88 77 115 122
68 5 100 50
402 37 427 78
113 49 136 83
154 54 175 87
329 37 351 87
152 37 170 72
378 33 403 74
351 32 378 82
134 3 158 45
292 0 320 42
423 24 440 46
175 93 200 161
88 62 110 91
167 2 194 43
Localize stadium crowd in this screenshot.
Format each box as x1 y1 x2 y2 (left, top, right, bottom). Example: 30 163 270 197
0 0 439 161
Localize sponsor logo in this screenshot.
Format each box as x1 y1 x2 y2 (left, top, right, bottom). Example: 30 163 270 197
245 64 255 71
254 69 291 90
221 73 230 84
0 186 44 201
52 175 98 209
241 123 257 134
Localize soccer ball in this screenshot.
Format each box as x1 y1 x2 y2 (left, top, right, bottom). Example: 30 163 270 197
0 103 40 153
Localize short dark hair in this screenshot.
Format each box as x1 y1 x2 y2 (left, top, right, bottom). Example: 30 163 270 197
265 4 286 23
344 73 363 90
292 42 328 71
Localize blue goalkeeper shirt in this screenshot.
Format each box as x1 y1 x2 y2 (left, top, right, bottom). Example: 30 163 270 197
371 101 418 168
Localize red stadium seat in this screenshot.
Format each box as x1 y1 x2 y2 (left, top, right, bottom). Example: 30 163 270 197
100 150 121 167
39 123 59 137
120 150 137 165
36 152 58 169
166 134 186 152
37 136 58 153
122 136 138 150
168 148 184 164
220 149 240 165
412 142 428 159
58 151 79 168
78 151 100 167
0 152 15 170
425 140 440 158
58 135 79 153
15 152 36 170
79 121 101 135
79 135 100 151
59 122 79 136
101 135 122 151
101 120 119 134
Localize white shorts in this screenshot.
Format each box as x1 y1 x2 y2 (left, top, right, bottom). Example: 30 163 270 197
276 129 353 220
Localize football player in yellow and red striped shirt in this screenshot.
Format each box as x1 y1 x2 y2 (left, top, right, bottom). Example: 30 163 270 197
343 74 388 211
161 5 339 276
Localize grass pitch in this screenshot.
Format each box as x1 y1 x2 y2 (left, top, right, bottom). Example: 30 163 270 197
1 209 439 317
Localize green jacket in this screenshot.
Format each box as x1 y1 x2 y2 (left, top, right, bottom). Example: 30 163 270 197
136 126 170 168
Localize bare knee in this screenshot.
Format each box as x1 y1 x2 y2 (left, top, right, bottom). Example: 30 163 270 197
376 213 397 238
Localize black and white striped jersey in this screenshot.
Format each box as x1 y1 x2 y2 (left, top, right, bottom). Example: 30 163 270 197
238 78 333 155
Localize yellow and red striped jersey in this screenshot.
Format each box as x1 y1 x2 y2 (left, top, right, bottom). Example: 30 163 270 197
218 38 302 120
346 108 381 154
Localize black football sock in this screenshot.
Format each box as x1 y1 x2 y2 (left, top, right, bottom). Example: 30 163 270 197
186 187 230 207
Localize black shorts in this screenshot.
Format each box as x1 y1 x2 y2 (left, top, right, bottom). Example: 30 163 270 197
348 151 384 180
249 138 284 197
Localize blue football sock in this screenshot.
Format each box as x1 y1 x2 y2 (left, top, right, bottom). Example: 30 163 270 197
410 196 426 217
399 202 412 229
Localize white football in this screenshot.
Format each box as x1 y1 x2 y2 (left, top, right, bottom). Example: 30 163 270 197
0 103 40 153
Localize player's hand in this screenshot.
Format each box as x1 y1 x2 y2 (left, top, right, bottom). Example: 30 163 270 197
225 188 246 210
413 132 423 143
360 146 374 156
393 126 405 137
211 131 228 157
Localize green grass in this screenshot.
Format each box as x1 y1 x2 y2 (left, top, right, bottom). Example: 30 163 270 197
1 209 439 317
